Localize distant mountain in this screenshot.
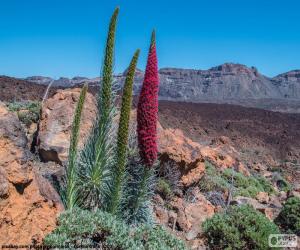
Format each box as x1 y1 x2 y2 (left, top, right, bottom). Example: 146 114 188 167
271 70 300 99
25 76 100 87
25 63 300 101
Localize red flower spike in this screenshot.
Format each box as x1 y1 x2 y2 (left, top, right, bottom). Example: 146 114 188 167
137 30 159 167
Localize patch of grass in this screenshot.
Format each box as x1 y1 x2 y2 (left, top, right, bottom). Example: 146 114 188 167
203 204 281 250
7 101 41 126
44 208 187 250
199 162 275 198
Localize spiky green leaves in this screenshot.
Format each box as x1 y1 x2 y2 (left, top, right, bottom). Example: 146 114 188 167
109 49 140 214
65 85 88 210
76 7 119 210
62 9 158 231
122 164 155 225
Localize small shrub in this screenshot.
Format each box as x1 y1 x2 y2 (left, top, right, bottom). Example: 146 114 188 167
272 172 291 192
222 169 275 198
159 160 181 190
203 205 281 250
199 162 275 198
275 197 300 235
7 101 41 126
199 162 230 193
134 224 187 250
44 208 187 250
204 191 226 207
156 178 173 199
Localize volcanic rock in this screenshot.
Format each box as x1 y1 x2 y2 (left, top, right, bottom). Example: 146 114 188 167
37 88 97 164
0 102 62 245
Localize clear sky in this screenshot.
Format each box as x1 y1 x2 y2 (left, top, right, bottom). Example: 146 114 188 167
1 0 299 78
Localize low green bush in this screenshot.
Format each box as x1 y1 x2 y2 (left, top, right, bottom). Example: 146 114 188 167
272 173 292 192
203 204 281 250
7 101 41 126
199 162 275 198
222 169 275 198
275 197 300 235
44 208 187 250
156 178 173 199
199 162 230 193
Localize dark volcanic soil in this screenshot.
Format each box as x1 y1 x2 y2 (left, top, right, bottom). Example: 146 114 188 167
0 76 59 102
0 76 100 102
158 101 300 171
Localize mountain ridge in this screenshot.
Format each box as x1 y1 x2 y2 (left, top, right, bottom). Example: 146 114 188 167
2 62 300 113
23 63 300 101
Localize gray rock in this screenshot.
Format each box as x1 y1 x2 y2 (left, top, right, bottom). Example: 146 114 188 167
25 63 300 112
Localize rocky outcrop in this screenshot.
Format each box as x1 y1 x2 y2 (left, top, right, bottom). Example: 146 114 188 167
25 63 300 109
0 102 62 245
271 70 300 99
37 88 97 164
158 127 238 187
231 196 281 220
153 187 215 248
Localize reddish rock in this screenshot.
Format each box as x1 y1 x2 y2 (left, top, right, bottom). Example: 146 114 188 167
232 196 280 221
256 191 270 204
38 88 97 164
0 102 62 245
158 127 204 169
154 206 169 226
236 162 250 177
287 190 300 199
181 162 205 187
259 207 280 221
158 125 239 188
168 210 177 230
219 136 231 145
170 188 215 238
269 194 283 208
177 209 192 232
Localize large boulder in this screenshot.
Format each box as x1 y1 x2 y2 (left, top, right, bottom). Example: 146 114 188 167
158 127 239 187
38 88 97 164
0 102 62 245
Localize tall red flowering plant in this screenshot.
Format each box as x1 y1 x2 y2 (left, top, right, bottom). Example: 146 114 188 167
137 30 159 167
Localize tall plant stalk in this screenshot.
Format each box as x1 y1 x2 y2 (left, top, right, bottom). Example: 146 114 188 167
109 49 140 214
65 85 88 210
78 7 119 209
120 30 159 225
137 30 159 167
100 7 119 118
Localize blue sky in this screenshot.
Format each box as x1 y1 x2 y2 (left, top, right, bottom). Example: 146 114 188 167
1 0 299 78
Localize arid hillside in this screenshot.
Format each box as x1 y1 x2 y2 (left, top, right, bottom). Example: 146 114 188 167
158 101 300 163
1 75 300 170
1 86 299 247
